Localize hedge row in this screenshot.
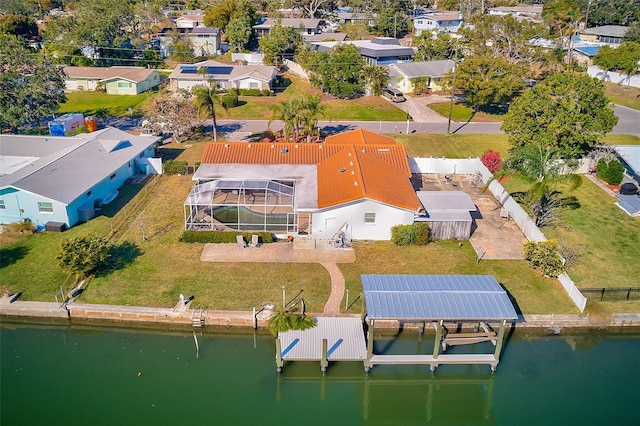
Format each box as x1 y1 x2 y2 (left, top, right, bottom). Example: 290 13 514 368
238 88 273 97
180 230 275 244
391 223 430 246
164 160 188 175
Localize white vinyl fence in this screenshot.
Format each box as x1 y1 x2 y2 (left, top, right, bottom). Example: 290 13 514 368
411 157 587 312
284 59 310 80
588 66 640 89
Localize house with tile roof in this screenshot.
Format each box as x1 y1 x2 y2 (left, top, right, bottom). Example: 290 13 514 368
184 129 423 240
387 60 455 93
63 66 162 95
168 60 277 92
0 127 160 228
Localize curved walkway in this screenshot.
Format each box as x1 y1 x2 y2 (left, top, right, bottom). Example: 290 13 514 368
321 262 345 314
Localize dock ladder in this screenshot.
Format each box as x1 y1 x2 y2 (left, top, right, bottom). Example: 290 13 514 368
192 306 205 328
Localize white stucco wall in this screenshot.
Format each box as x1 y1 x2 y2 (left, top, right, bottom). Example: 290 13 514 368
312 199 415 241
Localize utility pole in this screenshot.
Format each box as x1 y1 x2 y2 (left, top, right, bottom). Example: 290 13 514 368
447 45 458 134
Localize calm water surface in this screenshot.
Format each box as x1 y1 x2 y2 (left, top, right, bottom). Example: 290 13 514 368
1 322 639 426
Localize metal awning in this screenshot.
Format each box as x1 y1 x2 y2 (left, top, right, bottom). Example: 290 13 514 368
362 274 518 321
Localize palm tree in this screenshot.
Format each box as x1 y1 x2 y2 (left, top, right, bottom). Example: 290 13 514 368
269 99 297 142
496 144 581 226
300 94 327 143
192 85 221 142
360 64 389 96
410 76 429 95
268 300 316 335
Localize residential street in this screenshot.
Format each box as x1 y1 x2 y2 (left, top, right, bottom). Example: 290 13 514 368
107 104 640 139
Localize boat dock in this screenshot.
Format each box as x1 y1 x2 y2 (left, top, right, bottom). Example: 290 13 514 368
276 316 366 372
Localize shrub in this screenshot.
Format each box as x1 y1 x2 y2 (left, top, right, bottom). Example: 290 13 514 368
481 150 502 173
221 92 239 109
57 234 110 277
14 218 35 233
523 240 564 277
605 159 624 185
239 88 262 96
180 230 274 244
163 160 188 175
391 223 429 246
596 158 624 185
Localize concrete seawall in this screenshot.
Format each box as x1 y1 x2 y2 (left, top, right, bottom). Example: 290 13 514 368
2 300 640 330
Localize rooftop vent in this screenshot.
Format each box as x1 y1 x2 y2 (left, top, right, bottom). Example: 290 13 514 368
378 148 390 152
354 181 359 186
224 144 229 148
248 144 252 148
271 144 275 148
281 148 289 154
339 167 347 173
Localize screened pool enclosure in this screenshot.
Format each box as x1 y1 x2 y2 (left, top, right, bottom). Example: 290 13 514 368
184 179 309 233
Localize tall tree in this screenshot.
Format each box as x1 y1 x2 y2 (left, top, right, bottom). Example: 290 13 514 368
593 42 640 86
312 43 366 98
0 34 66 132
287 0 336 18
258 22 298 67
0 14 39 42
585 0 640 27
192 85 223 142
299 94 327 142
413 30 457 61
447 53 526 110
226 15 253 52
542 0 581 36
142 90 199 144
502 72 618 158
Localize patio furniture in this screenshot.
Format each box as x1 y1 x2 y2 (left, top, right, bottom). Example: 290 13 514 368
500 208 510 220
248 234 259 248
236 235 248 249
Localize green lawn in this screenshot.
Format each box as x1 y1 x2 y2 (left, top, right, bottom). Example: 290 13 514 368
394 133 511 158
428 102 505 122
58 91 158 117
605 82 640 110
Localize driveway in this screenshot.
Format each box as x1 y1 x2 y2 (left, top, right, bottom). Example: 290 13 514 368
381 94 450 123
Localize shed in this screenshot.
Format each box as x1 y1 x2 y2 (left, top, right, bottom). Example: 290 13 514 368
361 274 518 372
415 191 476 240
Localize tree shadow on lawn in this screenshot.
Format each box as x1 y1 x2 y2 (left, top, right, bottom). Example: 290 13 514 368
97 241 142 277
0 244 30 268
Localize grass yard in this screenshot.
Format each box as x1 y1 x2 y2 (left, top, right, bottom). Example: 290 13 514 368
58 91 157 117
394 133 511 158
428 102 505 122
501 176 640 310
605 82 640 110
216 73 407 121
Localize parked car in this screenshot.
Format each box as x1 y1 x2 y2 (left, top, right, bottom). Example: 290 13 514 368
382 88 406 103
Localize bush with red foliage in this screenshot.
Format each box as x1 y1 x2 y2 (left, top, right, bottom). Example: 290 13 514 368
481 150 502 173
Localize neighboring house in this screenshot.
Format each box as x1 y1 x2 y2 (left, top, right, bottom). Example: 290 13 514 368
168 60 277 92
252 18 322 39
176 14 205 29
488 4 543 22
157 27 221 58
303 33 347 43
63 66 161 95
187 27 221 57
308 37 415 65
184 129 423 240
414 12 463 35
579 25 629 45
570 43 601 66
614 145 640 183
0 127 161 228
387 60 455 93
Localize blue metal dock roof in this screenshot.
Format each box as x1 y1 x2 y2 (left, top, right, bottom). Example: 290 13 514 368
362 275 518 321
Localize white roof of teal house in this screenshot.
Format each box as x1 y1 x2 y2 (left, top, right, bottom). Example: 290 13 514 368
388 60 455 79
362 274 518 321
169 60 277 83
615 145 640 174
582 25 629 38
0 127 157 204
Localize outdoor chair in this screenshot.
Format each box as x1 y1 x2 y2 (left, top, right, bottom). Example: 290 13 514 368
236 235 248 249
500 208 510 220
248 234 259 248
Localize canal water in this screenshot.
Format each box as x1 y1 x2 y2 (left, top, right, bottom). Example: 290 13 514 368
1 322 639 426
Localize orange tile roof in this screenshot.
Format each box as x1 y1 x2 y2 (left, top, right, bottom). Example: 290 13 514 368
324 129 396 145
200 134 420 211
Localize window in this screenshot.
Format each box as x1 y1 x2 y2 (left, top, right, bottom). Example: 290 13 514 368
250 82 259 89
364 213 376 224
0 200 5 210
86 190 92 198
38 202 54 213
110 173 117 180
117 82 132 88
